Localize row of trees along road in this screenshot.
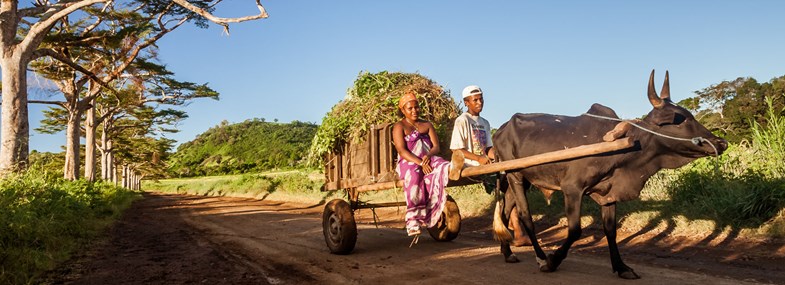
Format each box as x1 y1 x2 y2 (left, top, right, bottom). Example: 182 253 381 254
0 1 268 181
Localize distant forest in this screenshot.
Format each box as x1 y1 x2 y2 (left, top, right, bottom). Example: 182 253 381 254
166 119 317 177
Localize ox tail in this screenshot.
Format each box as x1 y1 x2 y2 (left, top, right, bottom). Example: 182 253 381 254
492 200 513 243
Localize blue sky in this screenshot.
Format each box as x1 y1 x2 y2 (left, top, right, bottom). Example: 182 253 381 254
27 1 785 152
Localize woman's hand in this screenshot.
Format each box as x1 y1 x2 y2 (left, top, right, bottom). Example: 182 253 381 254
420 155 433 174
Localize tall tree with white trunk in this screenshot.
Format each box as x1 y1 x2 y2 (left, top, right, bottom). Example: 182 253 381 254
1 0 110 175
1 0 267 176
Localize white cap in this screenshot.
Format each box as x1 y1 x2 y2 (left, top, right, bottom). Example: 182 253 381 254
462 85 483 99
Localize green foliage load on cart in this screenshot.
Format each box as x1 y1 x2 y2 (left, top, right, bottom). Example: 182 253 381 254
308 71 460 165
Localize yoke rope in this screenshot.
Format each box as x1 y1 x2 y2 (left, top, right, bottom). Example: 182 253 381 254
581 113 719 156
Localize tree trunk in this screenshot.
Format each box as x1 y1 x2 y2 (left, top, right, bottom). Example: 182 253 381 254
1 0 109 176
108 139 115 183
63 109 82 180
100 126 108 180
133 172 139 190
84 101 97 181
122 165 128 188
0 56 30 174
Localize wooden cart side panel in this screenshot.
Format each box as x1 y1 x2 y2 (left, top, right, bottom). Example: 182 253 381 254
370 126 379 177
374 123 399 183
348 139 370 178
322 123 401 191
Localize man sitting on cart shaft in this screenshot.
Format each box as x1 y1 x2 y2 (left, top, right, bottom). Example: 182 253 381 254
450 85 495 168
450 85 531 247
392 91 453 238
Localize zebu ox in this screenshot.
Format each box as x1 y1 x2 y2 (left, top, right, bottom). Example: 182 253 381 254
491 70 728 279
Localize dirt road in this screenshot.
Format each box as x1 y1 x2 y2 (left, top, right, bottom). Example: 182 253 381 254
48 193 785 284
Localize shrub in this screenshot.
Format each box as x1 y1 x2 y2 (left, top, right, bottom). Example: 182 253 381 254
0 169 139 284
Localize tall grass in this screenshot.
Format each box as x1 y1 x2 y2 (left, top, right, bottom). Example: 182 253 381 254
749 97 785 177
0 168 139 284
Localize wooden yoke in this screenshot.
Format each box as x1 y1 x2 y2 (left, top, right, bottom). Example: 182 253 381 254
354 137 635 191
454 137 635 179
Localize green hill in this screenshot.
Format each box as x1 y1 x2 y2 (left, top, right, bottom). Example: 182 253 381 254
167 119 317 177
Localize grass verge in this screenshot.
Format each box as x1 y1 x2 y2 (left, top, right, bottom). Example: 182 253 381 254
0 169 140 284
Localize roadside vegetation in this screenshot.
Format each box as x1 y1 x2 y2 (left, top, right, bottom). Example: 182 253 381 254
0 168 139 284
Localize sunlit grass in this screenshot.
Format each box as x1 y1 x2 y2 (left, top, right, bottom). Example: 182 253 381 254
0 168 139 284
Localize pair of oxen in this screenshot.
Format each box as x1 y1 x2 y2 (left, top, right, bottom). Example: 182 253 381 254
489 70 727 279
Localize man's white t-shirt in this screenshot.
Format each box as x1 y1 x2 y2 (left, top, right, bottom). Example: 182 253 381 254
450 112 493 167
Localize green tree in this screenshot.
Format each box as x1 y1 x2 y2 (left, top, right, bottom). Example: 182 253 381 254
685 75 785 143
0 0 267 176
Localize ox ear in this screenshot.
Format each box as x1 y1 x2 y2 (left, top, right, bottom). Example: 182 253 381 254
648 69 665 108
661 70 671 101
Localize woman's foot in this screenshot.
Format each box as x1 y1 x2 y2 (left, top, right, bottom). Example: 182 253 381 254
407 226 421 237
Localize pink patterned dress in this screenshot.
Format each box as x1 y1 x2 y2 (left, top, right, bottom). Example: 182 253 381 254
396 129 451 232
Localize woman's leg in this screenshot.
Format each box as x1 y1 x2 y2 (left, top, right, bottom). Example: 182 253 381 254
423 157 450 228
401 168 426 233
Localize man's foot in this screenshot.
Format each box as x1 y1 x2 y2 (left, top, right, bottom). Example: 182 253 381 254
449 151 464 180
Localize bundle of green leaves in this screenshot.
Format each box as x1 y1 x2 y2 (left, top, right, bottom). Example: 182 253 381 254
308 71 460 165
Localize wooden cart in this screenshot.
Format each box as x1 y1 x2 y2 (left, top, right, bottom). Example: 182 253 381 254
321 123 634 255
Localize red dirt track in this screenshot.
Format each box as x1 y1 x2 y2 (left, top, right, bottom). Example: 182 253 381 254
45 192 785 284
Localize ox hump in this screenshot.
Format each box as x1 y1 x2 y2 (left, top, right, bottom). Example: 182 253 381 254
587 103 619 118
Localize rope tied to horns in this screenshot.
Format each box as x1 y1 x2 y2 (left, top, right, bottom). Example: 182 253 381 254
581 112 719 157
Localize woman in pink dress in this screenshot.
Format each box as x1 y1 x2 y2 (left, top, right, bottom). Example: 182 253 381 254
392 92 452 237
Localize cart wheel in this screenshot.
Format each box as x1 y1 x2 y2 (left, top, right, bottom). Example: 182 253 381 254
323 199 357 254
428 195 461 241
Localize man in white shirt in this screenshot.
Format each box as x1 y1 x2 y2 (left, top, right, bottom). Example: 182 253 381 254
450 85 494 167
450 85 530 247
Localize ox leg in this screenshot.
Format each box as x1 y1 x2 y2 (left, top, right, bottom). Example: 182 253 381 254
602 204 640 279
506 173 549 268
543 190 582 272
499 189 519 263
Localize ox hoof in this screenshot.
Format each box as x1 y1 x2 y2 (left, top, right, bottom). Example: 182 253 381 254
538 253 562 272
505 254 520 263
617 269 640 279
538 264 553 272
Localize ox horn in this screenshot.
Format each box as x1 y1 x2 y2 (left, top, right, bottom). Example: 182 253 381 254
661 70 671 101
648 69 665 108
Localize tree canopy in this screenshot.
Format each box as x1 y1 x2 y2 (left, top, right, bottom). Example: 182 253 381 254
680 75 785 143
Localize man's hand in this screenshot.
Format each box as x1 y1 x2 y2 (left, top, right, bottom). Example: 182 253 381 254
478 155 491 165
